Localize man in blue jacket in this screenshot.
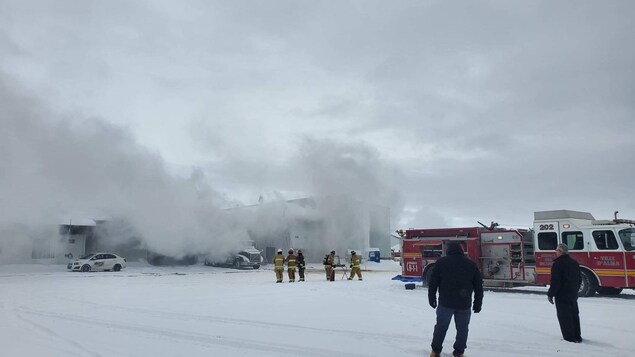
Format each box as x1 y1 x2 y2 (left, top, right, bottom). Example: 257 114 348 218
428 242 483 357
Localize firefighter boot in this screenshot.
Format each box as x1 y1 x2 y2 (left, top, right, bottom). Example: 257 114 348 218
429 352 440 357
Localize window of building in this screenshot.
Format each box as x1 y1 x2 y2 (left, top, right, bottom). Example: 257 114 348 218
592 230 619 250
537 232 558 250
561 231 584 250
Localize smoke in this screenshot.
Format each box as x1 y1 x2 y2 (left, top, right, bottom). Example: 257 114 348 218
293 138 403 251
0 74 245 263
0 71 403 264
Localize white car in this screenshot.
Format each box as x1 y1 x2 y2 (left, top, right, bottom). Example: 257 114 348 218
67 253 127 272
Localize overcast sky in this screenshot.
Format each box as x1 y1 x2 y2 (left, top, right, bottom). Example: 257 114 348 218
2 0 634 237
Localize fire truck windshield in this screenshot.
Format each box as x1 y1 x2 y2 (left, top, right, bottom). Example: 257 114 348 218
618 228 635 251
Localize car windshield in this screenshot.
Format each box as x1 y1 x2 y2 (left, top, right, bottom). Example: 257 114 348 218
80 254 95 260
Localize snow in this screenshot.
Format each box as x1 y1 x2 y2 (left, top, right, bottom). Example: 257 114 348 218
1 261 633 357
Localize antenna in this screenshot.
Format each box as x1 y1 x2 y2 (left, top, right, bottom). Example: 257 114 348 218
614 211 619 220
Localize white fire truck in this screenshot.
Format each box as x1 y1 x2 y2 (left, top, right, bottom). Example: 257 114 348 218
399 210 635 296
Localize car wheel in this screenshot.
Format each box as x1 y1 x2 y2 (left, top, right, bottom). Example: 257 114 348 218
253 265 260 270
113 264 121 272
234 259 241 269
81 264 91 272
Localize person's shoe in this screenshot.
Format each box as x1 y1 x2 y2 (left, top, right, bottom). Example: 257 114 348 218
347 278 352 280
452 352 464 357
429 352 440 357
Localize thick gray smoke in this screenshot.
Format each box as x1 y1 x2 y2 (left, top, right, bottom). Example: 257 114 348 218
0 75 245 263
0 75 402 263
294 138 402 249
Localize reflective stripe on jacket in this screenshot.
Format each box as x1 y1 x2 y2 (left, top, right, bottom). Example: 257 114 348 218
351 255 361 268
286 254 297 269
273 254 285 270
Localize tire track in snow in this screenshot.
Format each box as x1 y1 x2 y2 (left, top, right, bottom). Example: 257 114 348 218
48 297 420 344
15 311 103 357
16 306 371 357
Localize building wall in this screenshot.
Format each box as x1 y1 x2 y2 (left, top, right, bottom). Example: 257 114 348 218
245 198 390 264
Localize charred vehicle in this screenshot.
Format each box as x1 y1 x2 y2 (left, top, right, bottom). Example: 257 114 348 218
204 244 264 269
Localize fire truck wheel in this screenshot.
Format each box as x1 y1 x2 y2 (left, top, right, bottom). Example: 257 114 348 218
578 270 597 297
597 287 622 295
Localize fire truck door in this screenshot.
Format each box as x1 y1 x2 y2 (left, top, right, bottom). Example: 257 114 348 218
617 228 635 287
589 230 627 287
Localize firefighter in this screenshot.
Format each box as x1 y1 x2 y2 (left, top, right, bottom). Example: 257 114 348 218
324 250 335 281
347 250 362 280
297 250 306 282
273 249 285 283
286 249 297 282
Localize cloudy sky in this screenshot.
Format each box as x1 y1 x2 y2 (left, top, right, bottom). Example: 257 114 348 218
1 0 634 241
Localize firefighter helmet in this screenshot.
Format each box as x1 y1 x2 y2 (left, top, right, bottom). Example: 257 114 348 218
351 251 356 255
277 249 282 253
288 249 293 254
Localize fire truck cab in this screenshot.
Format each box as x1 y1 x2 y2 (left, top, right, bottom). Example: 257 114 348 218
533 210 635 296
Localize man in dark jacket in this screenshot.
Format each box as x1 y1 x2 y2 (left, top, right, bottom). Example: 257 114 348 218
547 243 582 343
428 242 483 357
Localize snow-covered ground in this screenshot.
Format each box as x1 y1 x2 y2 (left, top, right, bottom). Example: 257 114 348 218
1 260 633 357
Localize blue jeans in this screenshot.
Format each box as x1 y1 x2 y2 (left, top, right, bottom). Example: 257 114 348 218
431 305 471 355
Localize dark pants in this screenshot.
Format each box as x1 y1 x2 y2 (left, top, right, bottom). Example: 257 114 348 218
555 298 581 342
431 305 471 356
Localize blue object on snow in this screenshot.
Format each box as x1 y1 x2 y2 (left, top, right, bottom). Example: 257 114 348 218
368 248 380 262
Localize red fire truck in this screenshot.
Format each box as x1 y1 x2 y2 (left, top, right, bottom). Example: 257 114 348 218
399 210 635 296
